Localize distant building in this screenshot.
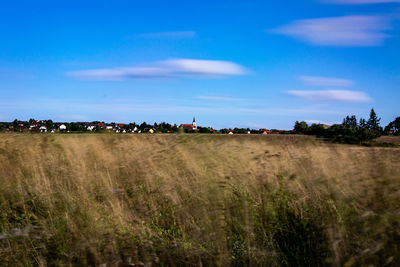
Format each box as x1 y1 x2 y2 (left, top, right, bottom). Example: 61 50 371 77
59 124 67 131
87 125 96 131
180 117 197 131
260 129 271 134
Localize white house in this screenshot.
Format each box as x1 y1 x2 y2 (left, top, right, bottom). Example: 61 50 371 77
39 126 47 132
59 124 67 131
87 125 96 131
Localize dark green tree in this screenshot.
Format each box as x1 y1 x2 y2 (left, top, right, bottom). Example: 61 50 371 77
359 118 366 129
309 124 325 136
385 117 400 135
140 122 150 130
45 120 54 130
198 127 211 133
343 115 357 129
293 121 309 134
366 108 381 131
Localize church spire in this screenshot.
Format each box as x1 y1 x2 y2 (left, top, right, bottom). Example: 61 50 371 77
192 117 196 128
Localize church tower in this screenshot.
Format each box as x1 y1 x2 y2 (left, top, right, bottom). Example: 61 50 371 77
192 117 196 129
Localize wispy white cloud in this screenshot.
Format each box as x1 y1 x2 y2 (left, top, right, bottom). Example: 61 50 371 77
138 31 196 38
299 75 354 87
286 90 371 102
67 59 248 81
270 15 390 46
322 0 400 4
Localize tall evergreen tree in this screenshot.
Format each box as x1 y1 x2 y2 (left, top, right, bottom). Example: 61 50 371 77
359 118 366 129
366 108 381 131
343 115 357 128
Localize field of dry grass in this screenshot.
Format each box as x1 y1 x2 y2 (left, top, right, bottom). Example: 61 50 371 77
376 136 400 146
0 133 399 266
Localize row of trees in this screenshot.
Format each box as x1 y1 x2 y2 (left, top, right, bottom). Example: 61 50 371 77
294 109 398 144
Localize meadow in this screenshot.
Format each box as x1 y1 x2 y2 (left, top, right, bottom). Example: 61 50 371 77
0 133 399 266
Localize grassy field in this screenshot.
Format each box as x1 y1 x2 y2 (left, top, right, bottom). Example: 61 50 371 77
0 133 399 266
376 136 400 146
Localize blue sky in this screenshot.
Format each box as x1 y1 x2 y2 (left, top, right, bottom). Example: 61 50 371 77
1 0 399 129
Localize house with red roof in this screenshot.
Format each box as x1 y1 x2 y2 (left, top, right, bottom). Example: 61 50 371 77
259 129 271 134
180 117 197 131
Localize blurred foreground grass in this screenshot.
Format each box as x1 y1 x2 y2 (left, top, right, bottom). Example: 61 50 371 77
0 134 399 266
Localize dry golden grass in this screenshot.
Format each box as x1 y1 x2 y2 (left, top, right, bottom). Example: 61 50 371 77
0 133 399 266
377 136 400 146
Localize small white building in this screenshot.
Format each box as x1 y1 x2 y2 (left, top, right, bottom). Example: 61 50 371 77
87 125 96 131
59 124 67 131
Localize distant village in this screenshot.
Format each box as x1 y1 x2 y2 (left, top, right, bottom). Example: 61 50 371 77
0 117 293 134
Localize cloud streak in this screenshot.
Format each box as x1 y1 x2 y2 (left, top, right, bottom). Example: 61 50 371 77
67 59 248 81
271 15 390 46
299 75 354 87
286 90 371 102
